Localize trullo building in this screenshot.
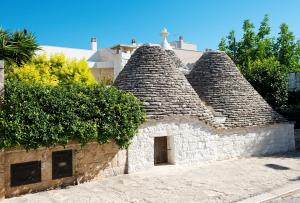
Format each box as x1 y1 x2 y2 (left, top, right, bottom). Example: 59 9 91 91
114 46 295 173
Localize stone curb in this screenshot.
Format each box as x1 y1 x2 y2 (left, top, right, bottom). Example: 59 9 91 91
237 182 300 203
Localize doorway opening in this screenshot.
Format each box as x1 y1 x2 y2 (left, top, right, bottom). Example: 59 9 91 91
154 136 168 165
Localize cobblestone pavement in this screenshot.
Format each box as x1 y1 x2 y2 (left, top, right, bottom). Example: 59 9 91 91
3 151 300 203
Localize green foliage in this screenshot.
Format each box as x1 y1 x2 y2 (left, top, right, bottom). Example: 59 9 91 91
218 15 300 109
0 81 146 150
218 38 226 52
275 23 299 69
219 15 300 73
0 28 39 67
219 30 237 61
7 54 96 85
257 15 271 40
248 57 288 109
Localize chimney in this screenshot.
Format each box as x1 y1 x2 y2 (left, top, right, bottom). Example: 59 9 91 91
90 37 97 51
179 36 184 49
131 38 137 46
160 28 173 50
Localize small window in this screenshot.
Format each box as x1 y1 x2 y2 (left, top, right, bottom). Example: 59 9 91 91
11 161 41 187
52 150 73 179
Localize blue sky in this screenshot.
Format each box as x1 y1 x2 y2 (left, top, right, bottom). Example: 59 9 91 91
1 0 300 51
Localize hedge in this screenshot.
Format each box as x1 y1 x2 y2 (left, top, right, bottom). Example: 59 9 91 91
0 81 146 150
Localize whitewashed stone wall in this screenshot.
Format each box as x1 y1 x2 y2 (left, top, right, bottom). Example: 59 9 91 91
127 118 295 173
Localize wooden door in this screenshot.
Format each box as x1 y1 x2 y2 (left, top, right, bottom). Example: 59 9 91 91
154 137 168 165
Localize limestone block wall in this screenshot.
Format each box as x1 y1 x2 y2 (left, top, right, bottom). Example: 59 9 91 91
127 118 295 173
0 141 127 199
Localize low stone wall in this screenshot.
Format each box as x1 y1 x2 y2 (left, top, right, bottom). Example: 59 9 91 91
128 118 295 173
0 141 127 199
295 129 300 150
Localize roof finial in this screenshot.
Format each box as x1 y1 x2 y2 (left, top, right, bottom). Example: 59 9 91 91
160 28 173 50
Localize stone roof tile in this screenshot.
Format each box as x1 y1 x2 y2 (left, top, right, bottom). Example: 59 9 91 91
187 51 287 128
114 45 218 127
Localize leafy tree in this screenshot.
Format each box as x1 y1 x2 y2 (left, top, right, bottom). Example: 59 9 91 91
219 31 237 62
218 15 300 110
219 16 300 74
275 23 299 69
218 37 226 52
257 15 271 40
7 54 95 85
237 20 256 75
248 57 288 109
255 15 274 60
0 28 39 67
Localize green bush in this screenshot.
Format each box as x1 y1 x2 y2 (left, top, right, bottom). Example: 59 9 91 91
0 81 146 150
247 57 288 110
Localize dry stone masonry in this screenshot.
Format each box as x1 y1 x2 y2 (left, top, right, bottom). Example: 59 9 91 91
0 47 296 198
187 51 286 128
165 50 189 75
114 45 218 127
114 46 295 173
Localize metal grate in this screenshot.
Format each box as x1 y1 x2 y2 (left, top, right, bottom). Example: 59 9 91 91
11 161 41 187
52 150 73 179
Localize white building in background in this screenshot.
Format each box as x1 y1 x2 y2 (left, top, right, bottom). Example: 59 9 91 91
37 28 202 81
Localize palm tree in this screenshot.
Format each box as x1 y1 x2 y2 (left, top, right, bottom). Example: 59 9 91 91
0 28 40 67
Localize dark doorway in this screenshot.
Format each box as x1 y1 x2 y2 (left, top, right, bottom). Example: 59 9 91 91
154 136 168 165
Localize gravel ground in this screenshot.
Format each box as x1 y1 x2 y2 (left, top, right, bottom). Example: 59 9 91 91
3 151 300 203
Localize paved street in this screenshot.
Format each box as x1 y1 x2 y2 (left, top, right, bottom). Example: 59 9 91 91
270 189 300 203
3 151 300 203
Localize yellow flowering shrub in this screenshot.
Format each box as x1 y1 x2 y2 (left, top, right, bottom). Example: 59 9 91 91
7 54 95 85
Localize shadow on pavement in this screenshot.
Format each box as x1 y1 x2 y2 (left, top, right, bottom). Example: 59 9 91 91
289 176 300 181
265 164 290 170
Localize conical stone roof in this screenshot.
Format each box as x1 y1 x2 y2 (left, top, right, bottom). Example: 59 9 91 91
114 45 217 126
165 50 189 74
187 51 286 128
